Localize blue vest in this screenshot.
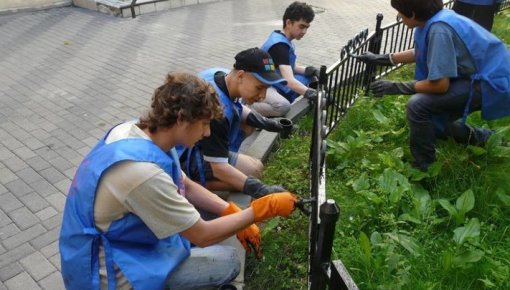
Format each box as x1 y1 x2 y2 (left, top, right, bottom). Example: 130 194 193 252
59 127 191 290
261 31 311 102
414 9 510 122
199 68 243 151
177 69 244 185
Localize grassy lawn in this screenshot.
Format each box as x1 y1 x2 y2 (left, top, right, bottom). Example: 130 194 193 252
245 9 510 290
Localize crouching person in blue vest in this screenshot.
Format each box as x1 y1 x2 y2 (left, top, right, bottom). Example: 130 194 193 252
353 0 510 171
180 48 293 199
250 1 320 117
59 72 298 290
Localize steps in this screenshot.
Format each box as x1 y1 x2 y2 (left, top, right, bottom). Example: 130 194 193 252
72 0 222 18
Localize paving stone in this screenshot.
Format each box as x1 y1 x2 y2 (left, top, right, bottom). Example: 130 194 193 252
25 156 51 172
12 146 37 161
19 251 56 281
0 147 15 163
29 179 59 198
0 193 23 213
40 241 58 259
44 193 66 212
0 262 23 282
6 207 39 230
2 224 46 250
4 178 32 198
4 272 40 290
15 167 44 184
0 210 10 227
35 207 58 221
42 213 63 230
0 167 17 185
18 192 50 213
38 271 65 290
0 243 34 269
29 227 59 250
53 179 71 194
1 137 24 151
0 223 21 240
48 253 61 272
1 155 28 173
38 167 67 185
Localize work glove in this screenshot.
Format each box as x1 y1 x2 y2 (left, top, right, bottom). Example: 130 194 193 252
251 192 297 223
245 111 292 138
370 80 417 97
304 66 320 78
222 202 261 258
352 51 394 66
243 176 286 199
303 88 318 101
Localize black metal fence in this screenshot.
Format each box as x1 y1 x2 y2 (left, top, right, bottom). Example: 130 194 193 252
306 1 509 289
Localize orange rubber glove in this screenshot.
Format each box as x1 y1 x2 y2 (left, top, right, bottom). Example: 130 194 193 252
250 192 297 223
222 202 261 258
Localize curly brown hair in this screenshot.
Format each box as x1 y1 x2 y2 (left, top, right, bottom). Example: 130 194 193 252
139 72 223 133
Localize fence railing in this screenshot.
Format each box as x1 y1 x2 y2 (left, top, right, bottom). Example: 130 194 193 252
306 1 509 289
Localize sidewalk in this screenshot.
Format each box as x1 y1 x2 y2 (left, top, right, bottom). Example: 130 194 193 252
0 1 394 289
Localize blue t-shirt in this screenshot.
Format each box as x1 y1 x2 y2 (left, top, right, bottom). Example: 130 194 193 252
426 22 476 80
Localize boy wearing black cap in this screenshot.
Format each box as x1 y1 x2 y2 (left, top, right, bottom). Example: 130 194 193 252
179 48 293 200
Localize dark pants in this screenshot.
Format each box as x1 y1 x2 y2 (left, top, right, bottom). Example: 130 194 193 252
453 1 498 31
406 78 492 169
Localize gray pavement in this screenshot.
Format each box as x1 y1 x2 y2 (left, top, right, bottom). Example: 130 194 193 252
0 1 395 289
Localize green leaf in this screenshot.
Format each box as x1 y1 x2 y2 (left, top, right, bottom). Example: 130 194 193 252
370 231 382 246
468 145 487 156
385 232 423 256
438 199 458 218
359 232 372 263
496 190 510 207
453 218 480 245
452 249 484 267
352 172 370 192
372 109 389 124
456 189 475 214
399 213 422 224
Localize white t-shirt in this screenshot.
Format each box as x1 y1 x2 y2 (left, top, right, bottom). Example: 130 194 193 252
94 122 200 290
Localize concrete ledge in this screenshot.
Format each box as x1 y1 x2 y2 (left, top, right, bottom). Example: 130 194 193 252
242 97 311 162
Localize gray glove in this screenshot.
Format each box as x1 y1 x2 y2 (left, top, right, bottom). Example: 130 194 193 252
304 66 320 78
353 52 394 66
303 88 318 101
243 176 286 199
370 80 417 97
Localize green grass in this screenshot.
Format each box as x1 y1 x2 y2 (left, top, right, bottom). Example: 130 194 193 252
245 10 510 289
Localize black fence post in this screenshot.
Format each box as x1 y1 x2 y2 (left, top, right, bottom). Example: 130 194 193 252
310 199 340 290
363 13 384 95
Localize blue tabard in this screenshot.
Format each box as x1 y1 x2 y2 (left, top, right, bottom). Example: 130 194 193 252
59 127 191 290
177 68 243 185
414 9 510 130
261 31 312 102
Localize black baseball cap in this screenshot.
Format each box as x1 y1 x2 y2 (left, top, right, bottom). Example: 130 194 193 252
233 48 287 86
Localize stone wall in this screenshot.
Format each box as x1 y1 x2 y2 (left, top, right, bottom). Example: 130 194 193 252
0 0 71 14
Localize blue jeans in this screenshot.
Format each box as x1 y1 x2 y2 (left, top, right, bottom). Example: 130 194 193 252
406 78 492 169
165 245 240 290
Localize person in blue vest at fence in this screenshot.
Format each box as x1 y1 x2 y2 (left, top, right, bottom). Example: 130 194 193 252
453 0 503 31
250 1 320 117
179 48 293 199
353 0 510 170
59 72 298 290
